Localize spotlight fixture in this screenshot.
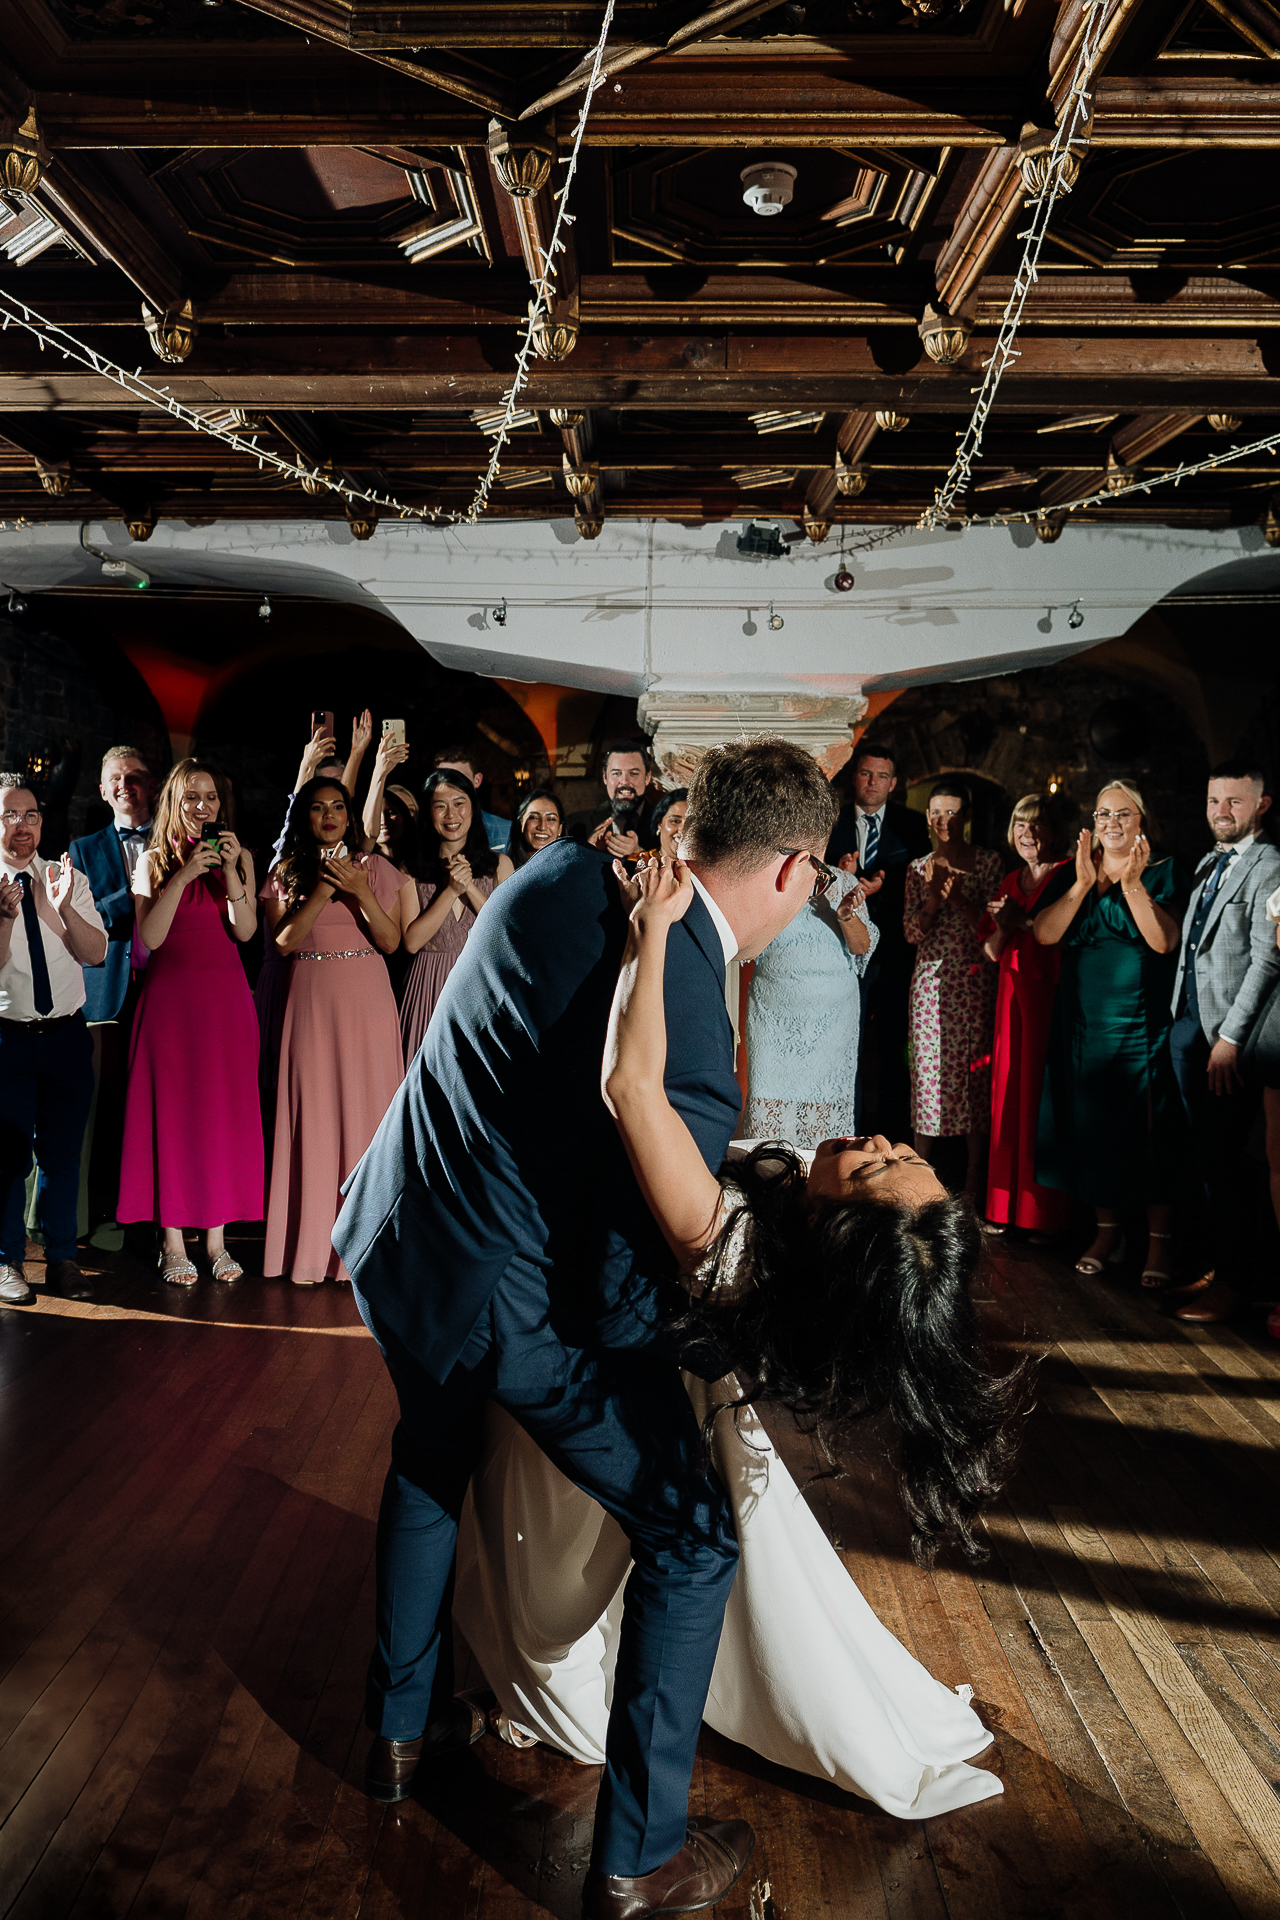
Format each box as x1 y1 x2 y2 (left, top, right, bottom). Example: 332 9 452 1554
1068 601 1084 629
767 602 784 631
258 595 271 621
5 588 28 615
740 161 797 218
492 599 508 627
736 521 791 559
834 568 855 592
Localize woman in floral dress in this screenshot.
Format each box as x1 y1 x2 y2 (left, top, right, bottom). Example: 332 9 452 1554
903 781 1001 1200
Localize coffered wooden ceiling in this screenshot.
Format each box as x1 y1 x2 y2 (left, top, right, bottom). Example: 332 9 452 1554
2 0 1280 537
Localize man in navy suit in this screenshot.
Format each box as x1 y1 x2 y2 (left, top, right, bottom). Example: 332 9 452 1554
334 738 836 1919
69 745 156 1238
827 743 930 1140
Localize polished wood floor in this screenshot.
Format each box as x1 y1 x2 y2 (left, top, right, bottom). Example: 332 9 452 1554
2 1231 1279 1919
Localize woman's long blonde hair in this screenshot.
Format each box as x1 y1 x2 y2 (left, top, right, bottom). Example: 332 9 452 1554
1090 777 1156 849
146 757 228 887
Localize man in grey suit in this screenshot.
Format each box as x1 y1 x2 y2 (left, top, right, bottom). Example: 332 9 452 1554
1169 760 1280 1323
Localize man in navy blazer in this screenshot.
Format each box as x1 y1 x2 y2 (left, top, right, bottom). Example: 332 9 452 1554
69 745 156 1234
334 738 836 1918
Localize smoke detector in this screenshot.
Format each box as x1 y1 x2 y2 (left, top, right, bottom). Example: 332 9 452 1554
740 162 797 218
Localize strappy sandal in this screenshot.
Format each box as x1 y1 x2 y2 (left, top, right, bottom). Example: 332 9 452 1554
159 1247 198 1286
209 1249 243 1284
1076 1224 1125 1276
1141 1231 1175 1289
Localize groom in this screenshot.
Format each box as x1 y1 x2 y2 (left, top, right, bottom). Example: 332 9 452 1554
334 737 835 1918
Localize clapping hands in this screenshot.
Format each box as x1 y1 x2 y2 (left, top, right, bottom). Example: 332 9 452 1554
46 852 76 913
615 852 694 928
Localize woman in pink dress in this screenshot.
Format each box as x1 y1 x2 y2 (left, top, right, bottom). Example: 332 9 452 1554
978 795 1070 1237
399 769 514 1062
261 776 415 1286
903 780 1000 1202
119 758 262 1285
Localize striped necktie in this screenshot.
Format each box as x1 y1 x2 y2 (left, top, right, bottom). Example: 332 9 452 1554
862 810 881 871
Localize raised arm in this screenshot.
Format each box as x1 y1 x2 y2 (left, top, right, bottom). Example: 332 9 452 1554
359 729 410 852
602 857 725 1273
1034 832 1096 946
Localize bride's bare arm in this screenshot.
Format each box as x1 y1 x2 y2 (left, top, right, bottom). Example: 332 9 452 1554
602 857 725 1273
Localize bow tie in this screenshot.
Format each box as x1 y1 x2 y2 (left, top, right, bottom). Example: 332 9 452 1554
118 826 148 840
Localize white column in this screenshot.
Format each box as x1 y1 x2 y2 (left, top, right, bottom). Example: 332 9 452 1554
637 690 868 786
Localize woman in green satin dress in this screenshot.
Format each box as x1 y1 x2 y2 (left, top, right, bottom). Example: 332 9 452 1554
1033 781 1189 1286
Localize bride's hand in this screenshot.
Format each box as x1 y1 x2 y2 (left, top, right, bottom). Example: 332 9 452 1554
615 853 694 929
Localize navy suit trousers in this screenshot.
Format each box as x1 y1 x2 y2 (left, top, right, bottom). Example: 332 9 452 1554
0 1013 94 1263
1170 1012 1268 1296
357 1256 739 1879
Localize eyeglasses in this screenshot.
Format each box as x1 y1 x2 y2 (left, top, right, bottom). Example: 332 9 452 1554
1 809 40 827
1093 808 1137 825
778 848 837 898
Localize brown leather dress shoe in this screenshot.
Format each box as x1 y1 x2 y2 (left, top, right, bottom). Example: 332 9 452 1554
45 1260 93 1301
583 1818 756 1920
1175 1280 1241 1324
365 1690 490 1802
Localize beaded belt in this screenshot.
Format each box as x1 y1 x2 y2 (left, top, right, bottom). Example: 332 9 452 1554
297 946 380 961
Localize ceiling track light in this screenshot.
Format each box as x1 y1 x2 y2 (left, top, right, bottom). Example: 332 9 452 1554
258 594 271 621
492 598 508 627
767 602 784 631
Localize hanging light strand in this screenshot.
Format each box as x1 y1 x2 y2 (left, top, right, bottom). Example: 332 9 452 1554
921 0 1119 530
962 423 1280 526
462 0 616 526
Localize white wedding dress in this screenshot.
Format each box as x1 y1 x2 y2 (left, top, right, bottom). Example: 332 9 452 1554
453 1166 1003 1822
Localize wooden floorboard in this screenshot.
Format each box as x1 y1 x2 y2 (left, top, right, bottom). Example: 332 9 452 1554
1 1236 1278 1918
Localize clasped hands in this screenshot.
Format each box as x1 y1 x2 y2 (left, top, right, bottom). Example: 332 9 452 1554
0 853 76 920
614 851 694 928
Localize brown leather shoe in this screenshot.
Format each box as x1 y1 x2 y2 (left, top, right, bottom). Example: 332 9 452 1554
1175 1280 1241 1324
45 1260 93 1301
365 1690 490 1802
583 1818 756 1920
1165 1270 1214 1300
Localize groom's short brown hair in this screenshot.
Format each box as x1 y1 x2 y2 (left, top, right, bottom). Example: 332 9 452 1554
681 736 835 875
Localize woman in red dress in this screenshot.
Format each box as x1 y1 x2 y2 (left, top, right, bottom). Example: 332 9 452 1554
980 795 1070 1236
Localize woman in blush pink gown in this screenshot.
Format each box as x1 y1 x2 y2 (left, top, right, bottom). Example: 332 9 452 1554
399 769 513 1062
118 758 262 1285
261 776 416 1286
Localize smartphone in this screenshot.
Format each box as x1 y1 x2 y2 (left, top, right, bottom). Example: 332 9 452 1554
200 822 222 847
311 709 334 739
382 717 406 749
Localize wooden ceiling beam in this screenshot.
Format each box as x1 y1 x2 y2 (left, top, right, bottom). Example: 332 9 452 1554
517 0 782 119
1038 407 1206 507
32 153 185 315
231 0 517 115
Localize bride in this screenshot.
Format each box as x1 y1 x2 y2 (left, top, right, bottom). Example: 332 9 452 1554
453 854 1026 1821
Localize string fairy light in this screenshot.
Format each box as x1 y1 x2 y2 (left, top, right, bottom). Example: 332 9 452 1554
921 0 1120 529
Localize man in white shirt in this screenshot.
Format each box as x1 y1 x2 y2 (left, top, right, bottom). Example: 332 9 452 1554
0 779 107 1304
1168 760 1280 1324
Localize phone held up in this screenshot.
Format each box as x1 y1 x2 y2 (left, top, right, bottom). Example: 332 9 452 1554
311 709 335 740
382 717 406 749
200 822 223 848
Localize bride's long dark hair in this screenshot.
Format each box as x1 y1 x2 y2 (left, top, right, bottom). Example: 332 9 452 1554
674 1144 1031 1568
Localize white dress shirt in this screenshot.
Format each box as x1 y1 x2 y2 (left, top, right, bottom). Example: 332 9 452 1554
115 818 152 885
0 856 106 1021
689 873 738 967
855 804 886 866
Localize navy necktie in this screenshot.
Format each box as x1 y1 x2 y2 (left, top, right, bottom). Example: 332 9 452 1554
1181 848 1232 1020
19 873 54 1016
863 810 881 872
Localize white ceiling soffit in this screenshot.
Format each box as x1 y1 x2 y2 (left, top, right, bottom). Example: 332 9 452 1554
0 518 1271 696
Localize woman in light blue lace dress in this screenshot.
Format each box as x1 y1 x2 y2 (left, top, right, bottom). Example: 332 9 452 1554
743 868 878 1148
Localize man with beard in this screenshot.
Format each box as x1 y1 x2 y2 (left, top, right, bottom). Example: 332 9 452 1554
1168 760 1280 1323
569 740 656 861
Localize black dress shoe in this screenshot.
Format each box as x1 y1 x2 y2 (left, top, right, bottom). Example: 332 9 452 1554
365 1690 490 1803
45 1260 94 1301
583 1818 756 1920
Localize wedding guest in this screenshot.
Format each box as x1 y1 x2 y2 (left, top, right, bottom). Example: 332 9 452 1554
743 856 877 1148
979 795 1071 1238
432 742 510 852
69 745 157 1240
1166 763 1280 1324
261 777 412 1285
570 740 654 859
506 788 563 870
827 744 930 1139
400 770 514 1061
118 759 261 1285
1034 780 1187 1284
648 788 688 861
257 718 368 1137
0 780 106 1305
1258 889 1280 1337
361 725 413 856
903 781 1000 1201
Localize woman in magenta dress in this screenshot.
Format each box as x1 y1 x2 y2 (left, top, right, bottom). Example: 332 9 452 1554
978 795 1070 1237
119 758 262 1285
400 769 514 1062
261 776 415 1286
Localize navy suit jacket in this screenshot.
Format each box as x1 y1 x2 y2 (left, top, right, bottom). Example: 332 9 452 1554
333 839 741 1384
69 823 136 1022
827 799 930 968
